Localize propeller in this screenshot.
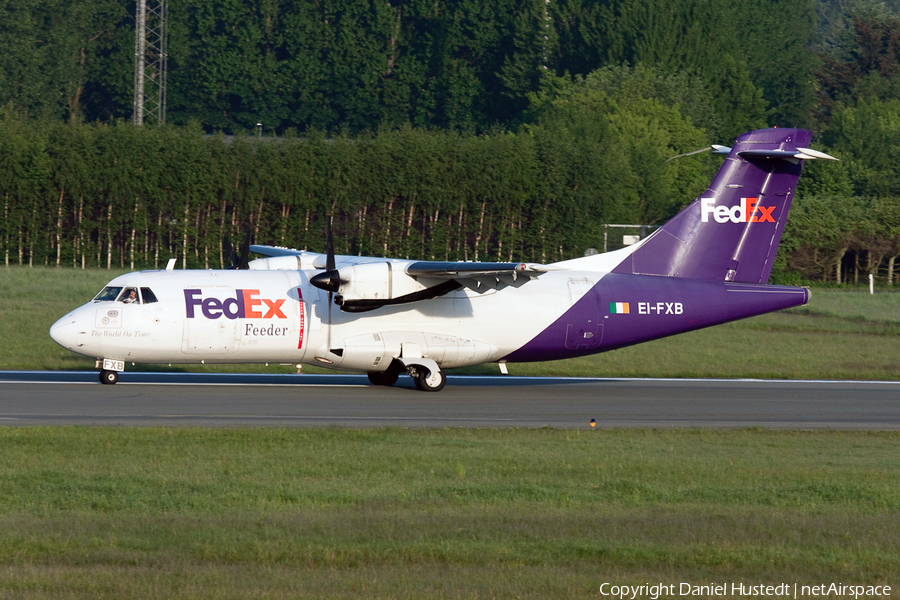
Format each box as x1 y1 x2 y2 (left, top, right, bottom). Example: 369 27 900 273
310 213 344 298
304 213 343 344
308 212 339 351
223 225 252 270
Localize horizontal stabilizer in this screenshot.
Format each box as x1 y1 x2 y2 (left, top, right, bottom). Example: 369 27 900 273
707 146 837 162
738 148 838 162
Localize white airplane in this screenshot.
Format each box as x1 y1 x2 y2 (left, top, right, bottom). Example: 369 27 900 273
50 128 836 391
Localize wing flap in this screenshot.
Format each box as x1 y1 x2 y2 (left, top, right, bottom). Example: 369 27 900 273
406 261 550 278
405 261 553 292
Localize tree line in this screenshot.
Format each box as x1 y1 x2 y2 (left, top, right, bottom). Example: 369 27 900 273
0 109 710 271
0 0 818 133
3 0 900 283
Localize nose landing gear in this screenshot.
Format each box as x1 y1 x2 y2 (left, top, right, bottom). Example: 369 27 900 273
96 358 125 385
99 370 119 385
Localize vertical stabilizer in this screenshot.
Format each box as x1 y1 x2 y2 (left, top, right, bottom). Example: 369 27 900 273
613 128 834 283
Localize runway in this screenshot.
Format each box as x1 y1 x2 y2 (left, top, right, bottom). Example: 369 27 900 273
1 371 899 428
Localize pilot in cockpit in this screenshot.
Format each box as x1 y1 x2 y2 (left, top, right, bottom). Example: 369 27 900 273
121 288 139 304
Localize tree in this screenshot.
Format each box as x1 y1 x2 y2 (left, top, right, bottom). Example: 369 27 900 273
527 68 716 223
0 0 126 123
816 2 900 121
826 98 900 196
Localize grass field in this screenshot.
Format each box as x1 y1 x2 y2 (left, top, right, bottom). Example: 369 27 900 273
3 266 900 379
2 268 900 597
0 428 897 598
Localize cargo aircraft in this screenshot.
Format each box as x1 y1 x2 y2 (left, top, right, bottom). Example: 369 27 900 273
50 128 836 391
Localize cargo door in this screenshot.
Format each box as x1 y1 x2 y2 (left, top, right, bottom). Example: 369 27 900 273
181 287 241 354
565 278 602 351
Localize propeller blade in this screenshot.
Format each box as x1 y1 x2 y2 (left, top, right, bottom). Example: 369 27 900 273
319 212 337 330
238 225 252 270
325 213 335 272
327 291 333 328
223 237 240 269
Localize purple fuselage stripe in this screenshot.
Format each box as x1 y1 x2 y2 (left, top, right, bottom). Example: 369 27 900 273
504 274 808 363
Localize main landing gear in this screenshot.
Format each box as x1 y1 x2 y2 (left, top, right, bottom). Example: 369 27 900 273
367 361 402 386
412 367 446 392
366 359 447 392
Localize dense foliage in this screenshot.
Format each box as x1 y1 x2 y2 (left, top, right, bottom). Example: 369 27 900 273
2 0 900 283
0 116 710 270
0 0 819 133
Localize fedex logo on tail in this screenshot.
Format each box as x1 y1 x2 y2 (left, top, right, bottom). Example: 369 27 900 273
184 289 286 320
701 197 776 224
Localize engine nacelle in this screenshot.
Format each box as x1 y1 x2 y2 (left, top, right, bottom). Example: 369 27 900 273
336 262 429 302
247 255 302 270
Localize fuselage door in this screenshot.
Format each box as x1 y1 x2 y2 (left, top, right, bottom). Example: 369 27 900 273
181 287 241 355
565 278 602 351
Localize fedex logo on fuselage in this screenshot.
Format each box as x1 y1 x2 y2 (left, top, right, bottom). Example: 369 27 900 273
701 197 776 224
184 289 287 320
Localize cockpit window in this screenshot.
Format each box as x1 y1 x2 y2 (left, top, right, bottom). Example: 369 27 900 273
93 286 122 302
118 288 140 304
140 287 158 303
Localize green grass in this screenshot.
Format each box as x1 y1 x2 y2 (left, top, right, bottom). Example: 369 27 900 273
3 268 899 596
0 427 897 598
4 266 900 379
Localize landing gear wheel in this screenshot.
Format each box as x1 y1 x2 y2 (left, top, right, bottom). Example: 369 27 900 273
99 369 119 385
368 360 403 387
367 369 400 386
414 368 446 392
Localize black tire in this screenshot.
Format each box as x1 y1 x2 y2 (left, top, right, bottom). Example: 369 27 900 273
367 369 400 386
414 368 446 392
99 370 119 385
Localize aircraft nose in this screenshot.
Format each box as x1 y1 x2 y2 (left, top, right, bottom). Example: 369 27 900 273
49 314 78 350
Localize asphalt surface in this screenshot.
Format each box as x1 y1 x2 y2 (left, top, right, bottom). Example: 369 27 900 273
1 371 898 428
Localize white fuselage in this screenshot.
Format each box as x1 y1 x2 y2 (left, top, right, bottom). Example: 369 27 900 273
49 262 617 372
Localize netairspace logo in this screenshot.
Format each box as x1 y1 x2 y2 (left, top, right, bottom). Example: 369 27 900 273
598 582 892 600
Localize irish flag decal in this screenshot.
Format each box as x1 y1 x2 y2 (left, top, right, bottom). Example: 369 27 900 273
610 302 630 314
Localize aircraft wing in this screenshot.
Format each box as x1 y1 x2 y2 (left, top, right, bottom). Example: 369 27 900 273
251 245 553 288
250 244 555 310
327 260 556 312
249 245 308 258
249 245 388 270
405 261 553 292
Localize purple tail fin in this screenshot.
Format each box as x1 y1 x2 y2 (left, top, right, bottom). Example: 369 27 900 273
613 128 829 284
